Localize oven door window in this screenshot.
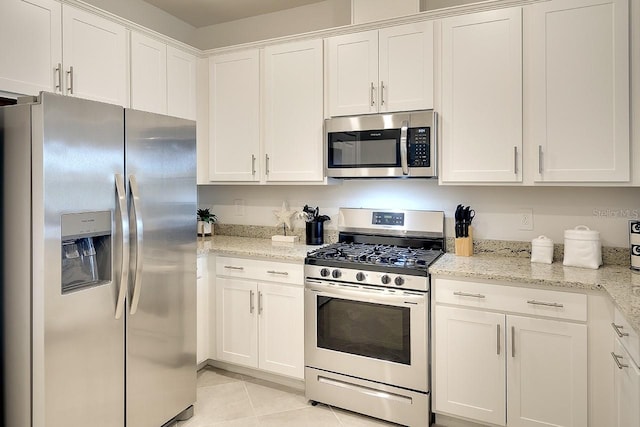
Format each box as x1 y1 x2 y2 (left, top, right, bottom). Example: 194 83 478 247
316 296 410 365
327 129 400 168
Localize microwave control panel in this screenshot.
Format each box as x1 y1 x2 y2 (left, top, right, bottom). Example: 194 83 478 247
408 127 430 167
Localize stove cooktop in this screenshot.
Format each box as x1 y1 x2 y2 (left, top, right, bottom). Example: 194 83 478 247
305 242 443 276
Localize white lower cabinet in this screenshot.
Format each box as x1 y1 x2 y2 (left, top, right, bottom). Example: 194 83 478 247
434 278 587 427
215 257 304 379
196 254 211 365
612 339 640 426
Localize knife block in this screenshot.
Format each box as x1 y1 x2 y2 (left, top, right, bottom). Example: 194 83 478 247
455 226 473 257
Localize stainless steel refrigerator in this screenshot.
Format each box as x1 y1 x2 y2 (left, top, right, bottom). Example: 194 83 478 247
1 92 197 427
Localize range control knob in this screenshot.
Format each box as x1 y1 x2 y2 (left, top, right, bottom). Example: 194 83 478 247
320 268 330 277
356 272 366 281
332 269 342 279
381 275 391 285
394 276 405 286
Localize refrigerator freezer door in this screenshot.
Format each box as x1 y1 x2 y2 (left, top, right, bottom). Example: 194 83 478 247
125 109 197 427
38 93 126 427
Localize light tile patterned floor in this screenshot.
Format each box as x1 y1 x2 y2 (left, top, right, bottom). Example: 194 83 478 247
176 366 404 427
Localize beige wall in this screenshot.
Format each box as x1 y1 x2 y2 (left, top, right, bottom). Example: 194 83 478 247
193 0 351 50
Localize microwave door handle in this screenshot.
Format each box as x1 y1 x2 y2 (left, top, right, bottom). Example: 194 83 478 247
400 120 409 175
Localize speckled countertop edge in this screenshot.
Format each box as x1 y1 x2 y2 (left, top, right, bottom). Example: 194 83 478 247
431 253 640 336
197 235 321 261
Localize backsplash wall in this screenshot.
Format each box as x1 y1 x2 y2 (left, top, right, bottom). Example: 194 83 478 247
198 182 640 248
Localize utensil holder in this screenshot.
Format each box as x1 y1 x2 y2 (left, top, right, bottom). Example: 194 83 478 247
454 226 473 256
306 221 323 245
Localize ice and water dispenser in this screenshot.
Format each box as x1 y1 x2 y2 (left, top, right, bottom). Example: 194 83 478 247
61 211 111 294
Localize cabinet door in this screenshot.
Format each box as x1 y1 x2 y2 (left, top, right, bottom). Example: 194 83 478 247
507 315 587 427
258 283 304 379
209 50 260 181
434 306 506 426
440 8 522 183
378 21 433 113
167 46 197 120
528 0 629 182
215 277 258 368
130 32 167 115
613 340 640 427
196 255 209 364
62 5 127 106
0 0 61 96
328 30 379 116
263 39 324 182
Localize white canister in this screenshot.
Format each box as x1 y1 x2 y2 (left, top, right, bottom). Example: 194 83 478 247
563 225 602 269
531 235 554 264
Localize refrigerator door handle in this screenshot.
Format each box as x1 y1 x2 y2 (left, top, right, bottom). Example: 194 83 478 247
115 174 129 319
129 174 144 315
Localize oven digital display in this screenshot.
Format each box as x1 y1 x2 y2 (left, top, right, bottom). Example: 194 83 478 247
372 212 404 226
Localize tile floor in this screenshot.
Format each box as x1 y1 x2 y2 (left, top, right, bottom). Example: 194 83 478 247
175 366 405 427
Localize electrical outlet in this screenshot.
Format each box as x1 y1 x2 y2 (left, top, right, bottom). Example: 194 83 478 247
518 208 533 231
234 199 245 216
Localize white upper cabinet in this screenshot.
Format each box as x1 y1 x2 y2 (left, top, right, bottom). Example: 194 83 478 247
328 21 434 117
263 39 324 182
167 46 197 121
62 5 127 106
440 8 523 183
328 30 379 116
208 50 261 182
131 32 167 115
0 0 62 96
130 31 197 120
378 22 434 113
526 0 629 182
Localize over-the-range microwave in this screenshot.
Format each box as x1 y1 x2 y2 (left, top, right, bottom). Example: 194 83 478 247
325 110 437 178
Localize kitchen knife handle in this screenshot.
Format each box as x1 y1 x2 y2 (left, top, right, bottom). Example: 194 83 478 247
67 66 74 94
114 174 129 320
251 154 256 175
400 120 409 175
55 63 62 92
129 174 144 315
370 82 375 107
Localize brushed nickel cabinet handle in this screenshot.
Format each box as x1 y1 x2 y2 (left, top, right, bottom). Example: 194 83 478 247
611 323 630 337
453 291 485 299
265 154 270 175
267 270 289 276
527 299 563 308
380 81 385 106
251 154 256 175
370 82 375 106
497 324 501 355
258 291 263 314
611 352 629 369
55 63 62 92
538 145 543 174
224 265 244 271
511 326 515 358
67 66 74 94
249 290 255 314
514 146 518 174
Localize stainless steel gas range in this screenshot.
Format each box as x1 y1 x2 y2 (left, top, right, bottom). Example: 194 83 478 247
304 208 444 427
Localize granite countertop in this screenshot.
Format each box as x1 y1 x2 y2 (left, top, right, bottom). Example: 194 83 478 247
197 235 321 262
431 253 640 335
199 235 640 336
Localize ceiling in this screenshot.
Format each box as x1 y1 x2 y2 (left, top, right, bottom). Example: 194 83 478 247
142 0 327 28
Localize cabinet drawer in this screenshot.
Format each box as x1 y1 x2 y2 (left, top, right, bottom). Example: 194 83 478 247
216 256 303 285
613 307 640 366
434 278 586 322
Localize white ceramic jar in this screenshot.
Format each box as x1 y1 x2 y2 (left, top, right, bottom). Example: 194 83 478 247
563 225 602 269
531 235 554 264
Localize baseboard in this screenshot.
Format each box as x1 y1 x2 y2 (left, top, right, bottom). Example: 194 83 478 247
201 359 305 391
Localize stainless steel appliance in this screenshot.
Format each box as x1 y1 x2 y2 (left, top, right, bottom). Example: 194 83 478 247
1 92 197 427
304 208 444 427
325 110 437 178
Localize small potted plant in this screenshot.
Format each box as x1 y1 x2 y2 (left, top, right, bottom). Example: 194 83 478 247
197 208 217 236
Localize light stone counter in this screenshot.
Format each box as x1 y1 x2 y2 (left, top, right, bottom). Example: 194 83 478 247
431 253 640 335
197 235 322 262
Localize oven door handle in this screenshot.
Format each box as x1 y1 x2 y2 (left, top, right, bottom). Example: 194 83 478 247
305 283 425 305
